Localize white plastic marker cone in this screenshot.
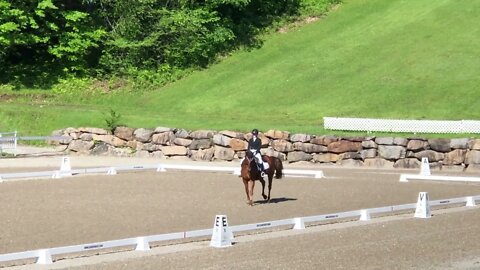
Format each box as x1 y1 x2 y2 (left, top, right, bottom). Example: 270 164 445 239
466 196 476 207
359 209 371 221
420 157 431 176
414 192 431 218
36 249 53 264
60 156 72 177
210 215 234 248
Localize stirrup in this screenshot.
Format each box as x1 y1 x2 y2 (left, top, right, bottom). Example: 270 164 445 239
261 171 266 177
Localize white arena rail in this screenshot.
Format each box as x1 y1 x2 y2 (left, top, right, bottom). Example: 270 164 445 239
157 163 325 179
0 162 325 181
0 194 478 266
157 163 239 174
400 174 480 183
323 117 480 134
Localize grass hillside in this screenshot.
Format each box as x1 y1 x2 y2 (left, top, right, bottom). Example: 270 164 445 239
1 0 479 136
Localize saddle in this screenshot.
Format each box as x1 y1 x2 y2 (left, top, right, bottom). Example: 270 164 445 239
253 155 267 172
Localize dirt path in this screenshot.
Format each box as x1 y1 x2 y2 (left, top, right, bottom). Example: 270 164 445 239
0 155 480 269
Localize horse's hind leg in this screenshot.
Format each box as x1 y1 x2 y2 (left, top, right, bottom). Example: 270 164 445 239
259 178 267 200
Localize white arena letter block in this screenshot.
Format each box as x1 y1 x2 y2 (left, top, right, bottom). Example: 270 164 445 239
210 215 233 248
414 192 431 218
420 157 431 176
60 156 72 176
466 196 476 207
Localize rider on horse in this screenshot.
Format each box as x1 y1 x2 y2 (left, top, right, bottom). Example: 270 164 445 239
248 129 269 177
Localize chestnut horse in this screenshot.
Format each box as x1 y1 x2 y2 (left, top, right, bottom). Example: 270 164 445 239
241 151 283 206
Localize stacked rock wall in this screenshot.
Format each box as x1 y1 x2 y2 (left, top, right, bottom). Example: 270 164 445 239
52 127 480 170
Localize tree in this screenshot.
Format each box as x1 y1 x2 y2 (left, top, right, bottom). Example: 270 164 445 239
0 0 105 86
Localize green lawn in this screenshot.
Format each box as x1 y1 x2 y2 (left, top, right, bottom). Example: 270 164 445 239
1 0 479 137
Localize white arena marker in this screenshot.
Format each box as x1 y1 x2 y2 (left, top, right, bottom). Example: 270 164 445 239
399 174 408 182
107 167 117 175
36 249 53 264
52 171 61 179
135 237 151 251
60 156 72 177
359 209 371 221
156 164 166 172
210 215 233 248
466 197 476 207
420 157 431 176
293 217 305 230
414 192 431 219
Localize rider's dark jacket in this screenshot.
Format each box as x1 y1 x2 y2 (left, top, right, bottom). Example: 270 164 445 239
248 137 262 153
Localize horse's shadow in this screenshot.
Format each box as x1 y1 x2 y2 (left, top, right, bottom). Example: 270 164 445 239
254 197 297 205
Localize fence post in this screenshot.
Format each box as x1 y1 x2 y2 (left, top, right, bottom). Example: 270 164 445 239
14 131 17 157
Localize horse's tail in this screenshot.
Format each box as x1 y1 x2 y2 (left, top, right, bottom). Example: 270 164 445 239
274 157 283 179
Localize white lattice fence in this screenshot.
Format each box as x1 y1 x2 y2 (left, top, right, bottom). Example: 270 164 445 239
0 132 17 154
323 117 480 134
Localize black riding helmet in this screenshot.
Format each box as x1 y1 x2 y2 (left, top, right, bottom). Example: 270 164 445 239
251 129 259 135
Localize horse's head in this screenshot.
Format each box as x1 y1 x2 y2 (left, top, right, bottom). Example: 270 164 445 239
246 151 262 176
245 150 254 160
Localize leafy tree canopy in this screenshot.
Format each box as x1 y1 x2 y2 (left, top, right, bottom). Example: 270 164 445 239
0 0 339 89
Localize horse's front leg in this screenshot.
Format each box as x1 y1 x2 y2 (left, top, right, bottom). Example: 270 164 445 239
248 180 255 206
267 175 273 202
243 179 251 205
259 178 267 200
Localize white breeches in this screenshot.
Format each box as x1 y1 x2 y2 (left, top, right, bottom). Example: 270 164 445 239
249 150 269 170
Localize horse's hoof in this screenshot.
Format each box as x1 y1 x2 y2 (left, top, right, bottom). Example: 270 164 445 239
262 195 267 200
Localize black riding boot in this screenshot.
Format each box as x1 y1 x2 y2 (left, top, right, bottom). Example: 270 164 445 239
260 163 266 177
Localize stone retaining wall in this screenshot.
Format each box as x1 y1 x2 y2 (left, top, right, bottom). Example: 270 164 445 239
51 127 480 170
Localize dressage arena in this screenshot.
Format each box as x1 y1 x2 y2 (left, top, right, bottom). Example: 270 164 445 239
1 156 480 269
